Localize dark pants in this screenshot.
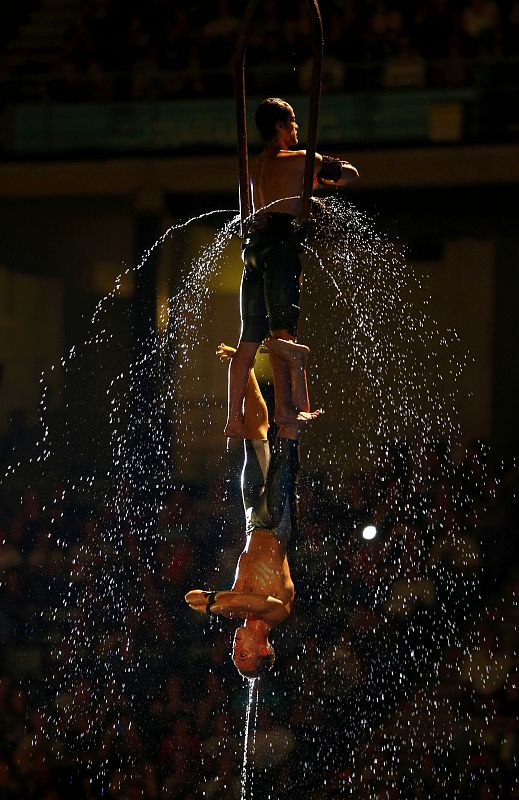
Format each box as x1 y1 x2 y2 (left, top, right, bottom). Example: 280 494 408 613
242 438 299 543
240 213 306 343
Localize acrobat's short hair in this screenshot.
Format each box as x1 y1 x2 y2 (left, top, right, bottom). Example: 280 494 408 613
236 643 276 680
255 98 293 142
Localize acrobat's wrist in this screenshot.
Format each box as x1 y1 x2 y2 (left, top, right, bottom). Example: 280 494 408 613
204 590 218 615
317 155 343 185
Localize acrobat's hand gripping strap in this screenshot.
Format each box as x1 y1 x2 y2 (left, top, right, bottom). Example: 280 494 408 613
317 155 342 185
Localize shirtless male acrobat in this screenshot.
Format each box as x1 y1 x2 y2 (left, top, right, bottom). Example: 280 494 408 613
185 343 299 679
225 96 359 438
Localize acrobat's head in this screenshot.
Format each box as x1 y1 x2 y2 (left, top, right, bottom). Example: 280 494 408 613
255 98 298 145
232 622 275 679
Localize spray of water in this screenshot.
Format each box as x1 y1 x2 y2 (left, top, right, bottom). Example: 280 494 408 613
2 194 498 798
28 207 240 787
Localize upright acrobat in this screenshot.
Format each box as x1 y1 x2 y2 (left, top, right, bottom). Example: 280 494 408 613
225 96 359 438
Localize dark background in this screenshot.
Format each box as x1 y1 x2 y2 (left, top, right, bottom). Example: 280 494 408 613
0 1 518 798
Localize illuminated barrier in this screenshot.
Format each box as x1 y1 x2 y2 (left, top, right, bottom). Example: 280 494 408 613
9 89 475 156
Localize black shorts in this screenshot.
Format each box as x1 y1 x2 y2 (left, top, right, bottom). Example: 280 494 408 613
240 213 307 343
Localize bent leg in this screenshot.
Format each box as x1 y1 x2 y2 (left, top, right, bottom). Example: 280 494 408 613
225 341 259 438
261 242 315 421
217 343 271 524
268 333 310 413
226 253 269 438
268 347 296 426
266 335 322 427
218 342 268 440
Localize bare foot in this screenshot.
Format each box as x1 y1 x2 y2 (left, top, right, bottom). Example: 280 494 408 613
275 408 323 426
263 337 310 368
216 342 236 361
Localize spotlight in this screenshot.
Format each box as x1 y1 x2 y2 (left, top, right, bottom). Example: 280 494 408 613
362 525 377 540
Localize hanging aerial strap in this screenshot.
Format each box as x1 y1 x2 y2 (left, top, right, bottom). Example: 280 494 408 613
234 0 324 236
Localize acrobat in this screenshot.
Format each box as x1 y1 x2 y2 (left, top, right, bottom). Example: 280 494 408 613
225 96 358 438
186 343 301 679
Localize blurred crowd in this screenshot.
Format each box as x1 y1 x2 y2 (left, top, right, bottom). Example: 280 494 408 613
0 427 518 798
3 0 519 103
347 576 519 799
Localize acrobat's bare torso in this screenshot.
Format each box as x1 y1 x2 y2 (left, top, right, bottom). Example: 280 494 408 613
186 529 294 629
232 529 294 614
251 149 307 217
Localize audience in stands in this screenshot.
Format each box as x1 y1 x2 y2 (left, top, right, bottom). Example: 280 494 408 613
0 421 517 796
1 0 518 103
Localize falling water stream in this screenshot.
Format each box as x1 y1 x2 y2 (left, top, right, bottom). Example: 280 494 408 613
241 679 259 800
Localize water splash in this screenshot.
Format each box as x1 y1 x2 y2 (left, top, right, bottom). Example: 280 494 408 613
28 206 240 784
302 197 465 477
2 193 500 798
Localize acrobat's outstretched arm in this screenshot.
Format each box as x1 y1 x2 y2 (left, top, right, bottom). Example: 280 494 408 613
314 152 359 187
185 589 287 623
